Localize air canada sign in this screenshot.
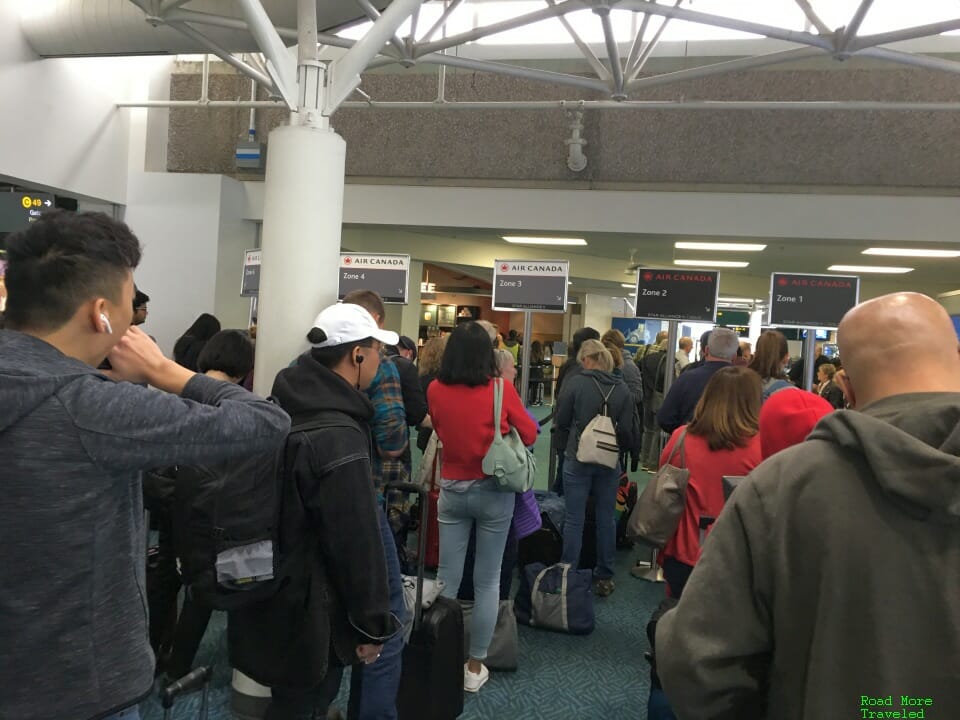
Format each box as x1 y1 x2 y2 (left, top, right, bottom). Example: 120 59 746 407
338 253 411 305
493 258 569 313
634 267 720 323
769 272 860 329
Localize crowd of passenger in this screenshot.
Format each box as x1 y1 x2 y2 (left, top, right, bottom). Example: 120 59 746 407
0 211 957 720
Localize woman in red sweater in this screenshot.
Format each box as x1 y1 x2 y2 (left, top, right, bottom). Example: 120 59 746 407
658 366 763 599
427 322 539 693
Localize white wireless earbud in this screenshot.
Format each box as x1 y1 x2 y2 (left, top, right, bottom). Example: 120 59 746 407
99 313 113 335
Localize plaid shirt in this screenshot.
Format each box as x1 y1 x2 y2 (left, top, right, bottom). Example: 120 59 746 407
366 353 409 488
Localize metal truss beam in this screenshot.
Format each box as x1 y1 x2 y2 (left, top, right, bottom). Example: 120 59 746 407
117 99 960 112
838 0 874 53
420 0 465 44
627 46 824 91
596 7 625 96
857 46 960 76
166 21 276 89
616 0 834 50
328 0 423 111
624 13 651 79
416 53 609 94
548 0 611 82
416 0 588 56
850 17 960 51
236 0 298 107
354 0 407 57
158 0 192 13
626 0 682 82
794 0 831 36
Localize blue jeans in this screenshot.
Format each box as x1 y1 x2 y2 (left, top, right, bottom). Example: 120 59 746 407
437 479 513 661
105 707 140 720
348 507 406 720
561 458 619 580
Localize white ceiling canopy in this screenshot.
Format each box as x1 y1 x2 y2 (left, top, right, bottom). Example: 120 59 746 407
18 0 960 113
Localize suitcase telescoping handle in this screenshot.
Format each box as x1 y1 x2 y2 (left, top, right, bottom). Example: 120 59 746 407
386 481 430 631
161 665 213 719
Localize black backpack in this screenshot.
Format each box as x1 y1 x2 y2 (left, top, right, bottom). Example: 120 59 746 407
173 413 360 611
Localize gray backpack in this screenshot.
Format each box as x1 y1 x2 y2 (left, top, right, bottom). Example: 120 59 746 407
576 378 620 469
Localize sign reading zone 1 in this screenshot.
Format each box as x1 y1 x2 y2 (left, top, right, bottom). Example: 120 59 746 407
768 272 859 328
339 253 410 305
492 259 569 313
634 268 720 322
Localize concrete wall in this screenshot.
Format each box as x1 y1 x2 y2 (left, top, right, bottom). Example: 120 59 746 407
167 62 960 189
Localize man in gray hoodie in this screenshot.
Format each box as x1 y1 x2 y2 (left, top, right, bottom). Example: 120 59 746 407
0 211 291 720
657 292 960 719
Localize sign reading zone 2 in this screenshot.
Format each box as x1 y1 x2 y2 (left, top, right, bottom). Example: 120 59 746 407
634 268 720 323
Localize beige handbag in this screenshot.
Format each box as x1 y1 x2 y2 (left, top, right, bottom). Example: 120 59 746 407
627 428 690 547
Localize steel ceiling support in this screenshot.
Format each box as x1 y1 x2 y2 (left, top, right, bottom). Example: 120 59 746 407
851 18 960 51
837 0 874 54
626 46 824 92
416 0 588 56
416 53 610 94
354 0 408 58
547 0 611 83
616 0 834 51
117 99 960 111
626 0 682 82
327 0 423 112
163 8 299 42
166 21 276 89
236 0 299 108
794 0 831 36
158 0 192 13
623 13 651 79
857 46 960 76
596 6 625 97
420 0 465 44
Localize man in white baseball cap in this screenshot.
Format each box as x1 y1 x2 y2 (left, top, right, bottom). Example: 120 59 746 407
228 302 402 720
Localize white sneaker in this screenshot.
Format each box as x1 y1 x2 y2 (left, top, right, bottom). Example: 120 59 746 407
463 663 489 693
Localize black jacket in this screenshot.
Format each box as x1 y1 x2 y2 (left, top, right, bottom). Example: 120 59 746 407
228 352 399 689
417 372 438 453
788 354 834 387
819 380 846 410
555 369 641 461
640 349 667 406
385 350 428 427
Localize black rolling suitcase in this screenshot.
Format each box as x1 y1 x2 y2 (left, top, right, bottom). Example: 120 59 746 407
389 482 464 720
160 666 213 720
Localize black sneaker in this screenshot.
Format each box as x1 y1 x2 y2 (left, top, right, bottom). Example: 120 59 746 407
595 578 616 597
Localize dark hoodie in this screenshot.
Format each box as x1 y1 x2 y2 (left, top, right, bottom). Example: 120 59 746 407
228 351 398 689
555 368 641 460
0 330 291 720
657 392 960 719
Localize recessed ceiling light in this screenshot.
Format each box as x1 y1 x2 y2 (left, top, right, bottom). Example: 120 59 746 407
719 297 761 304
674 259 749 268
675 242 767 252
862 248 960 258
620 282 636 288
828 265 913 274
502 236 587 246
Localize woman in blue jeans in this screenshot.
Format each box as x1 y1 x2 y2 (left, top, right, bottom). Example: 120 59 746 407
427 322 539 693
555 340 640 598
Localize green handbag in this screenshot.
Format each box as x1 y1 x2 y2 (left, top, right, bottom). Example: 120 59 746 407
481 379 537 493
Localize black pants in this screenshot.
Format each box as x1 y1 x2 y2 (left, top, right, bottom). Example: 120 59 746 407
662 556 694 600
265 655 346 720
165 594 214 678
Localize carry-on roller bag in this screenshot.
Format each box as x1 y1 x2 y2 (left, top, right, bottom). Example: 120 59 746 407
161 665 213 720
388 482 464 720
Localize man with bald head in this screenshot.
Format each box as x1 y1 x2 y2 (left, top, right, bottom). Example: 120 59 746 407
656 293 960 719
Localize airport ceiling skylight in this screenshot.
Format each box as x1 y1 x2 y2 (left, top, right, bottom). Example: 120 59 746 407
336 0 960 47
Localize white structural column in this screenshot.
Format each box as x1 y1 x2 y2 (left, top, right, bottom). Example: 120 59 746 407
253 126 346 396
253 0 420 396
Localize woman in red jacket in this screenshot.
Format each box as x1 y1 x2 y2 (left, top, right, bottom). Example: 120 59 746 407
427 322 539 693
658 366 763 599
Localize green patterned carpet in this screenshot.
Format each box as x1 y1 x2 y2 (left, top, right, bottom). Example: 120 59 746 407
141 407 668 720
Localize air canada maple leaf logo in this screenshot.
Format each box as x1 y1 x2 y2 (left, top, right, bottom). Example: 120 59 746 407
643 272 654 282
777 277 789 287
344 257 352 265
501 264 510 272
